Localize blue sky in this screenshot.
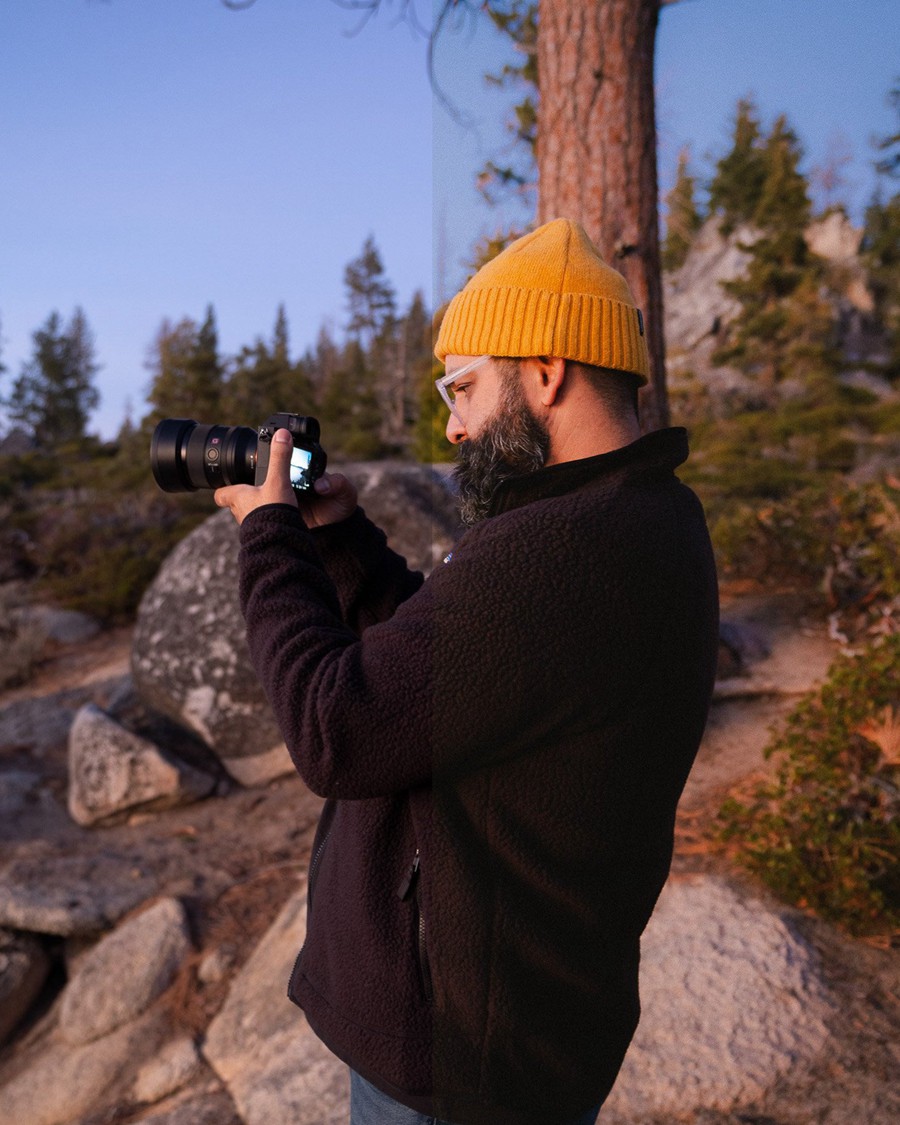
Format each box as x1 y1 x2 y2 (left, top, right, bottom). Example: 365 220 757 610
1 0 897 439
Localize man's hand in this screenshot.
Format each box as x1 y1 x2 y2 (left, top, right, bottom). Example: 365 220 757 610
214 428 357 528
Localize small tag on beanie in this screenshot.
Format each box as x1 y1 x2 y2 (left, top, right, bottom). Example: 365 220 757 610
636 309 645 336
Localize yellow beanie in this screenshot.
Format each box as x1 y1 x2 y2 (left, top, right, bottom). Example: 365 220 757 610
434 217 649 384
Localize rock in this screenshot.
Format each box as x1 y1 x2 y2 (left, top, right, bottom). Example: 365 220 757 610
664 211 886 393
603 876 834 1120
197 943 238 985
67 702 216 827
0 695 75 756
131 510 291 787
137 1087 243 1125
0 1007 167 1125
805 211 873 314
0 853 157 937
0 768 42 818
59 896 191 1045
203 884 348 1124
132 465 460 786
0 769 64 846
664 217 752 389
0 928 51 1046
22 604 101 645
717 619 770 678
714 611 838 701
134 1035 203 1103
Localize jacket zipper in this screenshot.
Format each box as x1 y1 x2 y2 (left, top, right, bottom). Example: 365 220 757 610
417 908 433 1002
397 849 420 901
288 824 333 1000
307 825 332 911
397 849 433 1002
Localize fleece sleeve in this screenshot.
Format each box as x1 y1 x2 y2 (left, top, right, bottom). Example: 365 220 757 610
237 500 600 800
307 506 424 633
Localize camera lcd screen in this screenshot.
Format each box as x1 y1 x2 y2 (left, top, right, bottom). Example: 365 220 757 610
290 445 313 489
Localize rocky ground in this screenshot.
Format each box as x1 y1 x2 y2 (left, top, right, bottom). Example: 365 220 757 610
0 591 898 1125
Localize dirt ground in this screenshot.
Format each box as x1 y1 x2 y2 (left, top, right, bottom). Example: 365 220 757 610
1 602 898 1124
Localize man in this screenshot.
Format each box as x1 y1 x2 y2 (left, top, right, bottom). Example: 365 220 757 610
215 218 719 1125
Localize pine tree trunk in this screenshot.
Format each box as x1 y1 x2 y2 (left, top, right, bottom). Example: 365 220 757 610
537 0 668 430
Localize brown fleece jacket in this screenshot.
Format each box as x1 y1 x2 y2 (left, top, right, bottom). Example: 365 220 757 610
237 427 719 1125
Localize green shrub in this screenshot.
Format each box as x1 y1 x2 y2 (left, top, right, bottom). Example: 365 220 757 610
0 451 60 498
34 490 208 625
0 583 48 690
710 477 900 637
717 634 900 935
870 397 900 436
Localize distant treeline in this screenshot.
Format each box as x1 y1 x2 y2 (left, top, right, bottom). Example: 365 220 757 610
0 237 447 464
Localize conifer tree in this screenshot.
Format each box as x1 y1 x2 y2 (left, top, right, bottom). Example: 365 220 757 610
403 290 433 425
186 305 225 418
862 193 900 380
708 98 768 235
144 307 225 427
273 303 290 367
224 306 315 420
713 114 840 397
662 146 702 272
873 81 899 179
307 325 341 402
371 308 405 452
861 83 900 380
320 340 384 460
0 315 7 430
345 237 396 348
338 237 398 456
144 318 197 425
753 115 811 232
225 341 276 419
5 308 100 444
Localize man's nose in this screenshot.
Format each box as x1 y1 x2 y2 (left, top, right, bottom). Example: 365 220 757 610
445 411 467 445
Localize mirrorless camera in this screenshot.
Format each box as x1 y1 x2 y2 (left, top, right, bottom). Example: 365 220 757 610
150 413 327 494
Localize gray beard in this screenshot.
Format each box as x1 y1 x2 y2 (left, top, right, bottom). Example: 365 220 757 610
452 375 550 526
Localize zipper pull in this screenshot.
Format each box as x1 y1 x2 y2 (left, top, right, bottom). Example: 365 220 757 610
397 850 420 900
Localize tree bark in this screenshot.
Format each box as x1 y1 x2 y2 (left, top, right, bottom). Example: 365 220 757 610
537 0 668 430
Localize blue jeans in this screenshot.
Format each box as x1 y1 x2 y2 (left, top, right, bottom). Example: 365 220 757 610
349 1070 602 1125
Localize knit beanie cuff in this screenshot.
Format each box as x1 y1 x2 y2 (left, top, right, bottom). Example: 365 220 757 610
436 285 649 382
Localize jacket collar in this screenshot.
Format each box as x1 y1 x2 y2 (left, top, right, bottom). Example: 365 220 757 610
488 427 690 517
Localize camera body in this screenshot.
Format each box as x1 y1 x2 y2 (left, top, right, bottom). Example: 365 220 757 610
150 412 327 495
255 413 327 493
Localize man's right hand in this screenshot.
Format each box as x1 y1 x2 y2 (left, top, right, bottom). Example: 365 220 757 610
297 471 358 529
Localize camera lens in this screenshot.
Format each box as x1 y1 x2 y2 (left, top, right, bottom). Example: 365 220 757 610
151 419 258 492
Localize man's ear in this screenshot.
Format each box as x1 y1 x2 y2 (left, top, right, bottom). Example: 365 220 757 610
537 357 567 407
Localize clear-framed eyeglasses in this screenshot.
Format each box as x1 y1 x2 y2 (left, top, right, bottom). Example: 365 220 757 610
435 355 492 424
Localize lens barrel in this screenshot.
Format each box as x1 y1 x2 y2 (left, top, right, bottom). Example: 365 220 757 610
150 418 258 492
